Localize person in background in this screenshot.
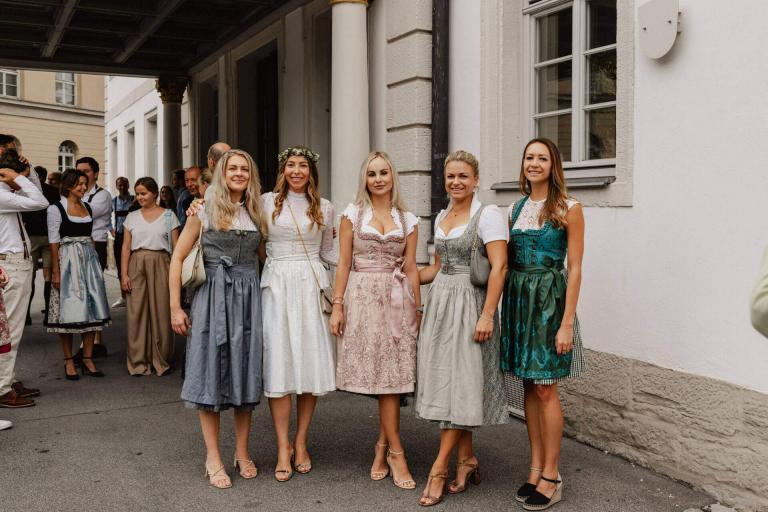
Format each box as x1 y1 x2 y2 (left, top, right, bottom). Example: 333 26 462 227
76 157 112 358
121 177 179 376
46 169 110 380
198 168 212 198
47 171 62 189
176 166 202 229
22 166 59 324
172 169 186 195
159 186 177 210
1 266 13 429
0 135 42 191
111 177 134 308
0 155 49 409
207 142 231 175
751 246 768 338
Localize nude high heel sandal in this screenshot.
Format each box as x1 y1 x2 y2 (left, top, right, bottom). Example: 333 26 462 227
370 443 390 481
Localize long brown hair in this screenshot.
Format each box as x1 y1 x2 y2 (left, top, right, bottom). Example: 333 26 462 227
518 138 569 229
272 147 324 229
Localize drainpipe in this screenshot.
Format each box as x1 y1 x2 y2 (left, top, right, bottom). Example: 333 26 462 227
430 0 449 238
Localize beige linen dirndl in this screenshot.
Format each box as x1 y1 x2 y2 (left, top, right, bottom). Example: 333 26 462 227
126 249 174 376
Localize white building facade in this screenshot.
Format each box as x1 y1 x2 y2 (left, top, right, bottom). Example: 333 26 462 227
102 1 767 509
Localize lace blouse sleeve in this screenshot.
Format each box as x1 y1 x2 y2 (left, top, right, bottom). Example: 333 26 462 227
403 211 419 236
320 200 338 266
341 203 357 224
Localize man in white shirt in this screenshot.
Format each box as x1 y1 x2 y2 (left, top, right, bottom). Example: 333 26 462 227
0 159 48 409
76 157 112 270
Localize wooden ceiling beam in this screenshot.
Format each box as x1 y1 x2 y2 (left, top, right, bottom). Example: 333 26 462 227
41 0 79 59
113 0 186 64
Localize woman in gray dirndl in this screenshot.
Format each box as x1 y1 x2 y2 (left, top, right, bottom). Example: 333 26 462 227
415 151 509 507
169 150 266 490
46 169 110 380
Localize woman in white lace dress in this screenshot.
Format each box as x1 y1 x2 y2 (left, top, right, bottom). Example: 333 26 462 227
261 146 337 481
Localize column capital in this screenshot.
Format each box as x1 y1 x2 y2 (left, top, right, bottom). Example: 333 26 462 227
329 0 368 6
156 76 189 104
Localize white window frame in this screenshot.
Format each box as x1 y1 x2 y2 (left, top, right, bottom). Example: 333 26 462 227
55 72 76 106
523 0 617 174
0 68 19 98
58 141 77 172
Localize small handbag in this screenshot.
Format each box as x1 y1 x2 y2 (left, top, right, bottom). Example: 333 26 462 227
181 220 206 290
287 204 334 315
469 206 491 287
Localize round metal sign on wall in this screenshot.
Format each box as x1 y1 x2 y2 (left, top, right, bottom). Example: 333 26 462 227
638 0 682 59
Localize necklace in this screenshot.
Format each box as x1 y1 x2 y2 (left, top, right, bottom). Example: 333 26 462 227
448 204 470 217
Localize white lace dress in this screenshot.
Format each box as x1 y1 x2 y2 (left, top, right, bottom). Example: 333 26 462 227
260 191 337 397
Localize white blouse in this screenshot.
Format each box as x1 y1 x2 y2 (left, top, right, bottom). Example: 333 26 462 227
341 203 418 237
261 191 337 265
434 196 508 244
123 209 180 253
47 199 93 244
509 198 580 231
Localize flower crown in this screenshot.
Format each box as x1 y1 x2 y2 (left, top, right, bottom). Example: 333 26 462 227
278 146 320 164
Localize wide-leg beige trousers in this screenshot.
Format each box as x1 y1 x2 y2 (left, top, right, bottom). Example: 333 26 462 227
126 250 173 376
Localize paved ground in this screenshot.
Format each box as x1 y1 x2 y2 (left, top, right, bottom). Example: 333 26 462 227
0 273 713 512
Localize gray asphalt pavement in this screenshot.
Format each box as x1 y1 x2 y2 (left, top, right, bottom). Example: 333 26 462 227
0 273 712 512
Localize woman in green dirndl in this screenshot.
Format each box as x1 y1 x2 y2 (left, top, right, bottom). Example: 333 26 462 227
500 138 586 511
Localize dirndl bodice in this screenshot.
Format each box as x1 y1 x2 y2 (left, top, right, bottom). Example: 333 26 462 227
500 196 572 379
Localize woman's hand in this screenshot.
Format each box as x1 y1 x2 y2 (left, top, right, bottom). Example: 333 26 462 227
171 307 191 336
51 270 61 290
329 306 345 336
186 198 205 218
474 314 494 343
555 324 574 355
0 267 8 288
121 275 132 293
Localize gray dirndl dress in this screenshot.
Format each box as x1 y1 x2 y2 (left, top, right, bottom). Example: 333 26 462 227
415 207 509 429
181 226 264 412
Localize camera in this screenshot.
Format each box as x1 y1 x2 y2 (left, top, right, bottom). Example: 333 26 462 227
0 149 30 174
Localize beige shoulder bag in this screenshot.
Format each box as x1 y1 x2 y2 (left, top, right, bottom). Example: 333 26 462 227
286 204 334 315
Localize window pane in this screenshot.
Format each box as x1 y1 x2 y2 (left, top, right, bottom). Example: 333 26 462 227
6 73 16 87
7 84 17 97
587 0 617 49
586 49 616 104
537 61 572 113
537 114 572 161
586 107 616 159
537 8 572 62
65 84 74 105
55 83 64 103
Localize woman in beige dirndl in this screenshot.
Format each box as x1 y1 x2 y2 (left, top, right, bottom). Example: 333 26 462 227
330 151 421 490
121 177 180 376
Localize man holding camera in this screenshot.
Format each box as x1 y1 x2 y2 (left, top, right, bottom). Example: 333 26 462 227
0 134 48 410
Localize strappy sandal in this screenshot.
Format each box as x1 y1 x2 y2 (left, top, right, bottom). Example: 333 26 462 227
370 443 390 481
418 471 448 507
516 466 543 503
274 449 294 482
294 452 312 475
204 463 232 489
447 458 481 494
386 449 416 490
233 456 258 479
523 473 563 511
63 357 79 381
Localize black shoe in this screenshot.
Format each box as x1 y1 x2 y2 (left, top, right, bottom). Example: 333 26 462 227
91 344 108 359
80 358 105 378
523 474 563 511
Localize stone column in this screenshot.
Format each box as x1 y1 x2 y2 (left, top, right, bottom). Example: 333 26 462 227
156 76 188 186
330 0 370 208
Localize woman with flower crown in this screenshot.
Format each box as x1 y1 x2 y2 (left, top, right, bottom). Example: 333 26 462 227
261 146 337 482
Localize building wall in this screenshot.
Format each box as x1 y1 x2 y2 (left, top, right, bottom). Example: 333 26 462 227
105 76 191 193
0 70 104 181
461 0 768 509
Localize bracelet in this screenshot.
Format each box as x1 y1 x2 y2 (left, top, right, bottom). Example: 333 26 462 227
332 297 344 305
479 313 493 322
415 307 424 314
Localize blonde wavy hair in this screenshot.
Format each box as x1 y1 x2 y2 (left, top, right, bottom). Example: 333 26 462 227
444 150 480 177
354 151 408 211
206 149 265 232
518 138 569 229
271 146 324 229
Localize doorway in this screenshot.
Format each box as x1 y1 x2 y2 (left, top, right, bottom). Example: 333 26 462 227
237 41 279 193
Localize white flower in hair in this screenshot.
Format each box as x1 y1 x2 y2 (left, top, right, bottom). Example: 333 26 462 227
278 146 320 164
